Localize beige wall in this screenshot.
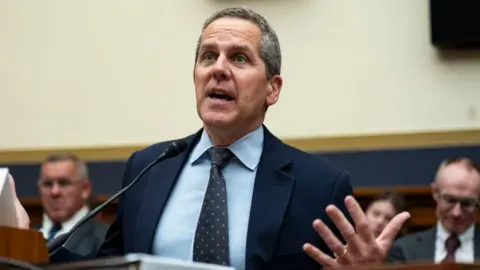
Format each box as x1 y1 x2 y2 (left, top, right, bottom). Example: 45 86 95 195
1 0 479 150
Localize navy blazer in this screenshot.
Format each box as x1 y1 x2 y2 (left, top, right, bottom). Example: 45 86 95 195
51 126 354 270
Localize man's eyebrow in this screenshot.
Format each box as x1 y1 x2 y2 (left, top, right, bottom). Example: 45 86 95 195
230 44 252 52
198 43 217 52
198 43 252 53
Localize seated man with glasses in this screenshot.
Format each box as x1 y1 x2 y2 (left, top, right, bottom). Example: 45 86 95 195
36 153 109 256
388 157 480 263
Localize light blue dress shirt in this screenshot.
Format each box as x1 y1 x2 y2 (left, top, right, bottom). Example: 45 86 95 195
152 126 264 270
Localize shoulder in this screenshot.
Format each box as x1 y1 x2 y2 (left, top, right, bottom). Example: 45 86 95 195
131 139 180 165
124 135 195 177
281 142 350 185
394 227 435 247
270 139 353 207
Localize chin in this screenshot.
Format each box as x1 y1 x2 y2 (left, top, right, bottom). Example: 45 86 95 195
445 222 467 234
200 110 236 128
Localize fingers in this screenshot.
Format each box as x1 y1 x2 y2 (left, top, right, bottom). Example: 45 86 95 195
325 202 365 258
303 243 338 268
312 218 352 261
344 196 376 244
378 211 410 245
307 195 406 267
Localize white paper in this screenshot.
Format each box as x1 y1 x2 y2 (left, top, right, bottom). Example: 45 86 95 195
0 168 20 227
125 253 235 270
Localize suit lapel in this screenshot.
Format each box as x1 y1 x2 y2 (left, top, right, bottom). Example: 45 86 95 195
245 127 295 270
134 131 201 253
413 227 436 262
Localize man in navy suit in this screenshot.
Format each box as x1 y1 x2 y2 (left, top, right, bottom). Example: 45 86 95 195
11 7 409 270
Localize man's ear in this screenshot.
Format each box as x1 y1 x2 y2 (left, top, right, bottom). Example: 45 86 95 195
81 180 92 200
265 75 282 107
431 182 439 202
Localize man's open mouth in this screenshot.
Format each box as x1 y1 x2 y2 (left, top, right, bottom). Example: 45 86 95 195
208 92 234 101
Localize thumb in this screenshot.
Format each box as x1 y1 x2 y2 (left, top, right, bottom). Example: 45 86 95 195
377 211 410 249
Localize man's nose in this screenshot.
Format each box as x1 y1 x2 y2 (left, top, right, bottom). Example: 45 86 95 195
451 203 463 216
211 56 230 81
50 184 61 196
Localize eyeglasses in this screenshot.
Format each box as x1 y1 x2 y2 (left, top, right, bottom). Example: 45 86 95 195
439 193 479 212
38 178 76 190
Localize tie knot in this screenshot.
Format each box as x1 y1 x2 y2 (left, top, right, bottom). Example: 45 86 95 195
208 147 233 168
445 234 461 253
47 223 62 241
52 223 62 231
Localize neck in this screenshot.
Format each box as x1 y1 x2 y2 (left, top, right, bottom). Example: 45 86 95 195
204 122 262 147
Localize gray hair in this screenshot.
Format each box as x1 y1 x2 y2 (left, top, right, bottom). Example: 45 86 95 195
43 152 89 181
194 7 281 79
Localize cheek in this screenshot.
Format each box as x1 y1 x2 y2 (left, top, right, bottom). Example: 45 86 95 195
365 212 377 223
194 70 209 91
438 205 451 217
237 83 268 106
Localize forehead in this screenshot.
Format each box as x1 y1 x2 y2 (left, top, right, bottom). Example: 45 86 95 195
41 160 77 178
437 164 480 195
370 200 395 213
199 17 262 52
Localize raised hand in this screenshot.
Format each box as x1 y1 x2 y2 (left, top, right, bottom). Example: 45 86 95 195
303 195 410 268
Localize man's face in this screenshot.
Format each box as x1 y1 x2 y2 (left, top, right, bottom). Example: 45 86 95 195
194 17 282 139
38 160 90 224
432 164 480 234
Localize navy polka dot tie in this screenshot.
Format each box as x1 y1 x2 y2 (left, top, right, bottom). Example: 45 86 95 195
193 147 234 266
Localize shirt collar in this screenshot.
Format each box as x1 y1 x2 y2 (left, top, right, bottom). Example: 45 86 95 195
42 206 89 231
189 125 264 171
437 221 475 243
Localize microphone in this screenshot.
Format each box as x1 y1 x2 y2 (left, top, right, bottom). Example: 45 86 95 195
47 139 188 257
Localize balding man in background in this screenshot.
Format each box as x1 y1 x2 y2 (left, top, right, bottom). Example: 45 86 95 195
36 153 108 256
388 157 480 263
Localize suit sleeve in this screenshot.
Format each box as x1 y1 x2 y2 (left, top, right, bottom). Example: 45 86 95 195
325 171 355 246
386 241 407 263
96 151 138 257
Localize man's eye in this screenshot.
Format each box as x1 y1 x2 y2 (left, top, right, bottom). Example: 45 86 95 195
460 199 477 206
232 54 247 63
445 196 457 203
203 53 216 61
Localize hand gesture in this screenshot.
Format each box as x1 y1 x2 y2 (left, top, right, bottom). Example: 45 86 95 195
303 196 410 268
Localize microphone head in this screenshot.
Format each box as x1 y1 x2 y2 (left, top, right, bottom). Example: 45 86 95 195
164 138 188 158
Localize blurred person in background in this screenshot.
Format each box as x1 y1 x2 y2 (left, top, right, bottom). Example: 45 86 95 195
365 191 408 238
388 157 480 263
36 153 108 256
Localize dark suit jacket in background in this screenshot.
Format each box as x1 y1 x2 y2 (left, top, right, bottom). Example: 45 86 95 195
51 126 355 270
61 219 109 257
388 225 480 263
41 219 109 258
